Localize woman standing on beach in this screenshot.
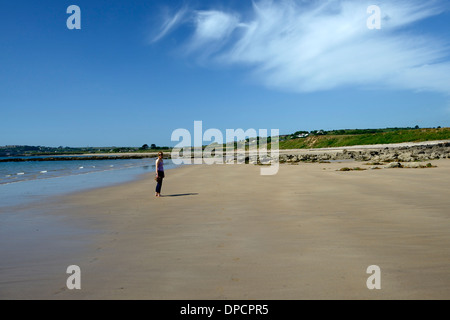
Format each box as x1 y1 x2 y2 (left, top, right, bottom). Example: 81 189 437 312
155 152 164 197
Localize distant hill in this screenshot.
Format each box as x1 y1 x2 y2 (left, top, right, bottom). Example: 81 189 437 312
278 127 450 149
0 145 171 157
3 128 449 156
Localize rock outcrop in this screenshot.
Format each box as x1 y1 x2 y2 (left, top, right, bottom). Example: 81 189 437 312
276 142 450 163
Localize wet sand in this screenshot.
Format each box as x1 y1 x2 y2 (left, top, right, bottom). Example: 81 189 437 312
1 160 449 299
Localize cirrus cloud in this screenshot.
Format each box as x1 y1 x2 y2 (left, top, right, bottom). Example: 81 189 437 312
153 0 450 94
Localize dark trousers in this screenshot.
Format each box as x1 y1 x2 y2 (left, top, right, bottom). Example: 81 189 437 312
156 170 164 193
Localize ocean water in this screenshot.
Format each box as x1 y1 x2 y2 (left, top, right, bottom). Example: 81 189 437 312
0 157 178 209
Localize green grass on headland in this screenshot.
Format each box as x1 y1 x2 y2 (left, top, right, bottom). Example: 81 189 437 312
278 128 450 149
2 128 448 157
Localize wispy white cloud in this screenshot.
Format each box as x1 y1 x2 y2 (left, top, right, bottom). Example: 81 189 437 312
185 10 241 57
192 11 239 44
151 6 189 43
153 0 450 94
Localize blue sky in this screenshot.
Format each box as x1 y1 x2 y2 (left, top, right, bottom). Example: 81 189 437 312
1 0 449 147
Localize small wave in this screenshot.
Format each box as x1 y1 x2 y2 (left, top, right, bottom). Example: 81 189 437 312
17 172 25 175
79 167 84 169
40 171 47 174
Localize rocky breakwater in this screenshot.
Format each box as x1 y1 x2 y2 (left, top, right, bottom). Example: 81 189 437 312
278 142 450 164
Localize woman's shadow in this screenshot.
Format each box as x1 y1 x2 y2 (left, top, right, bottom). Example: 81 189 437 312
161 193 199 197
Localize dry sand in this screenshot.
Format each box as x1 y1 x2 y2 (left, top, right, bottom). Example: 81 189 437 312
0 160 449 299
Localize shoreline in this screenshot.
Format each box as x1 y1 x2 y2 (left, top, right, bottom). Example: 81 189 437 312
1 160 449 299
1 139 449 163
0 162 180 210
0 154 160 162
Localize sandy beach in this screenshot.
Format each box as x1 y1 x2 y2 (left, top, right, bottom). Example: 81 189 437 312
1 160 449 300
